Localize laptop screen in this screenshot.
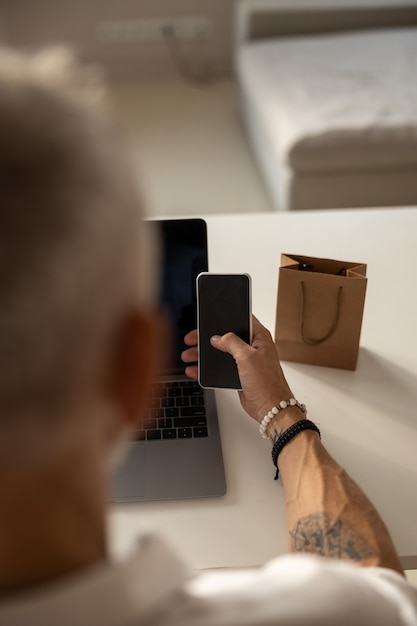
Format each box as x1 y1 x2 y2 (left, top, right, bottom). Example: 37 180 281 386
158 219 208 374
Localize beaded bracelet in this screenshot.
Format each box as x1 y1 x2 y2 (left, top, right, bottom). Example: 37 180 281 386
259 398 306 439
272 419 321 480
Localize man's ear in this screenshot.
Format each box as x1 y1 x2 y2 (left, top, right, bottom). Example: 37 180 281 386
110 310 170 430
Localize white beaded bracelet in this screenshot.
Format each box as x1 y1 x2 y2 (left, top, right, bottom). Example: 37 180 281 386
259 398 307 439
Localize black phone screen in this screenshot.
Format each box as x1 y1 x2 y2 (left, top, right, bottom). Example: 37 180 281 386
197 273 251 389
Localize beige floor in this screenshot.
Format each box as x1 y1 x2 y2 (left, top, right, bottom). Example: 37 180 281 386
108 79 273 218
407 569 417 586
108 78 417 585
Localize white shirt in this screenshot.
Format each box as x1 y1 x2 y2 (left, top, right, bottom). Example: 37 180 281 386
0 534 416 626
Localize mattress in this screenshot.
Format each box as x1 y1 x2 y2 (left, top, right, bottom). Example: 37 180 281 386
237 27 417 174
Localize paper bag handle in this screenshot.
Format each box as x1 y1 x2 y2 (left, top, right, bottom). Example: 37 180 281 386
300 282 343 346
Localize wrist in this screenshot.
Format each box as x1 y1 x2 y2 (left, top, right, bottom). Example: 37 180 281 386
266 406 306 440
258 397 307 440
256 387 294 424
271 419 321 480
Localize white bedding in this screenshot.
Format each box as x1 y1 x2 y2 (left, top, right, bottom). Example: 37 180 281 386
238 27 417 173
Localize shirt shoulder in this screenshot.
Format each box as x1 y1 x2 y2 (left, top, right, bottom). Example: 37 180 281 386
156 555 417 626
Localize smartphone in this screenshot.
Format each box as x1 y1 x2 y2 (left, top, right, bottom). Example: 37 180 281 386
197 273 252 389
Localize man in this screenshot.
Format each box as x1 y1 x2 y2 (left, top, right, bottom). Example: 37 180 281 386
0 47 416 625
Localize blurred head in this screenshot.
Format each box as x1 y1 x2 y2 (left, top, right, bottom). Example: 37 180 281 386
0 47 160 471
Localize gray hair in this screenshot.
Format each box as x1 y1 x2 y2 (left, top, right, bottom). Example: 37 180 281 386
0 47 158 465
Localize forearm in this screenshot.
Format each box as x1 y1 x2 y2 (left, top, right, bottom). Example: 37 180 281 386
183 320 404 574
269 413 404 575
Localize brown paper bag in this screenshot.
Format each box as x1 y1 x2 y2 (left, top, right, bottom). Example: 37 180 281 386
275 254 367 370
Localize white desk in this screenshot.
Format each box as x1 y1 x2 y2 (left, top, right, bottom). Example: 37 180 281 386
109 207 417 570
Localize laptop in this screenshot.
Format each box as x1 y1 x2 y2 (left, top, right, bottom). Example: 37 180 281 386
111 218 226 502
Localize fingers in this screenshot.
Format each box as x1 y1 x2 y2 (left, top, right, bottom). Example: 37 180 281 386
211 332 252 358
183 329 198 347
252 315 264 335
182 321 275 388
182 331 198 381
185 364 198 380
181 346 198 363
210 318 264 358
252 315 273 341
182 330 198 368
183 320 270 350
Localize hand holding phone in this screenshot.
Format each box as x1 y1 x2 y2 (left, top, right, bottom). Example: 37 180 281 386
197 273 252 389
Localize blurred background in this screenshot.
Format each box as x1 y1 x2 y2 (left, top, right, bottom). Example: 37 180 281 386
2 1 417 216
0 0 272 217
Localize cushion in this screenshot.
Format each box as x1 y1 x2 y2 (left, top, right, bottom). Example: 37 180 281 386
237 27 417 174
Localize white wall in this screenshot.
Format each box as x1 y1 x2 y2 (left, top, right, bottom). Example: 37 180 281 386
1 0 235 82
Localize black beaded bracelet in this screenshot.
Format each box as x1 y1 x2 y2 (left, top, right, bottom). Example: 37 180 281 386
272 419 321 480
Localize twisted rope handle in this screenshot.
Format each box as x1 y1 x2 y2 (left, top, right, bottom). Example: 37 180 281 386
300 281 343 346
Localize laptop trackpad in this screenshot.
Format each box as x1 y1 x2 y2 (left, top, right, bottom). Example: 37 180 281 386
110 443 146 500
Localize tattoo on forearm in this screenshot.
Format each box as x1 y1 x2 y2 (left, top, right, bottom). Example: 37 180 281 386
290 513 377 561
270 427 283 445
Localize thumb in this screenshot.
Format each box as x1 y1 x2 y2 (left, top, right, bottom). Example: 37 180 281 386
211 332 250 359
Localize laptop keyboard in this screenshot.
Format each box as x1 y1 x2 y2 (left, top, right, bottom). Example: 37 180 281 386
131 380 208 442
